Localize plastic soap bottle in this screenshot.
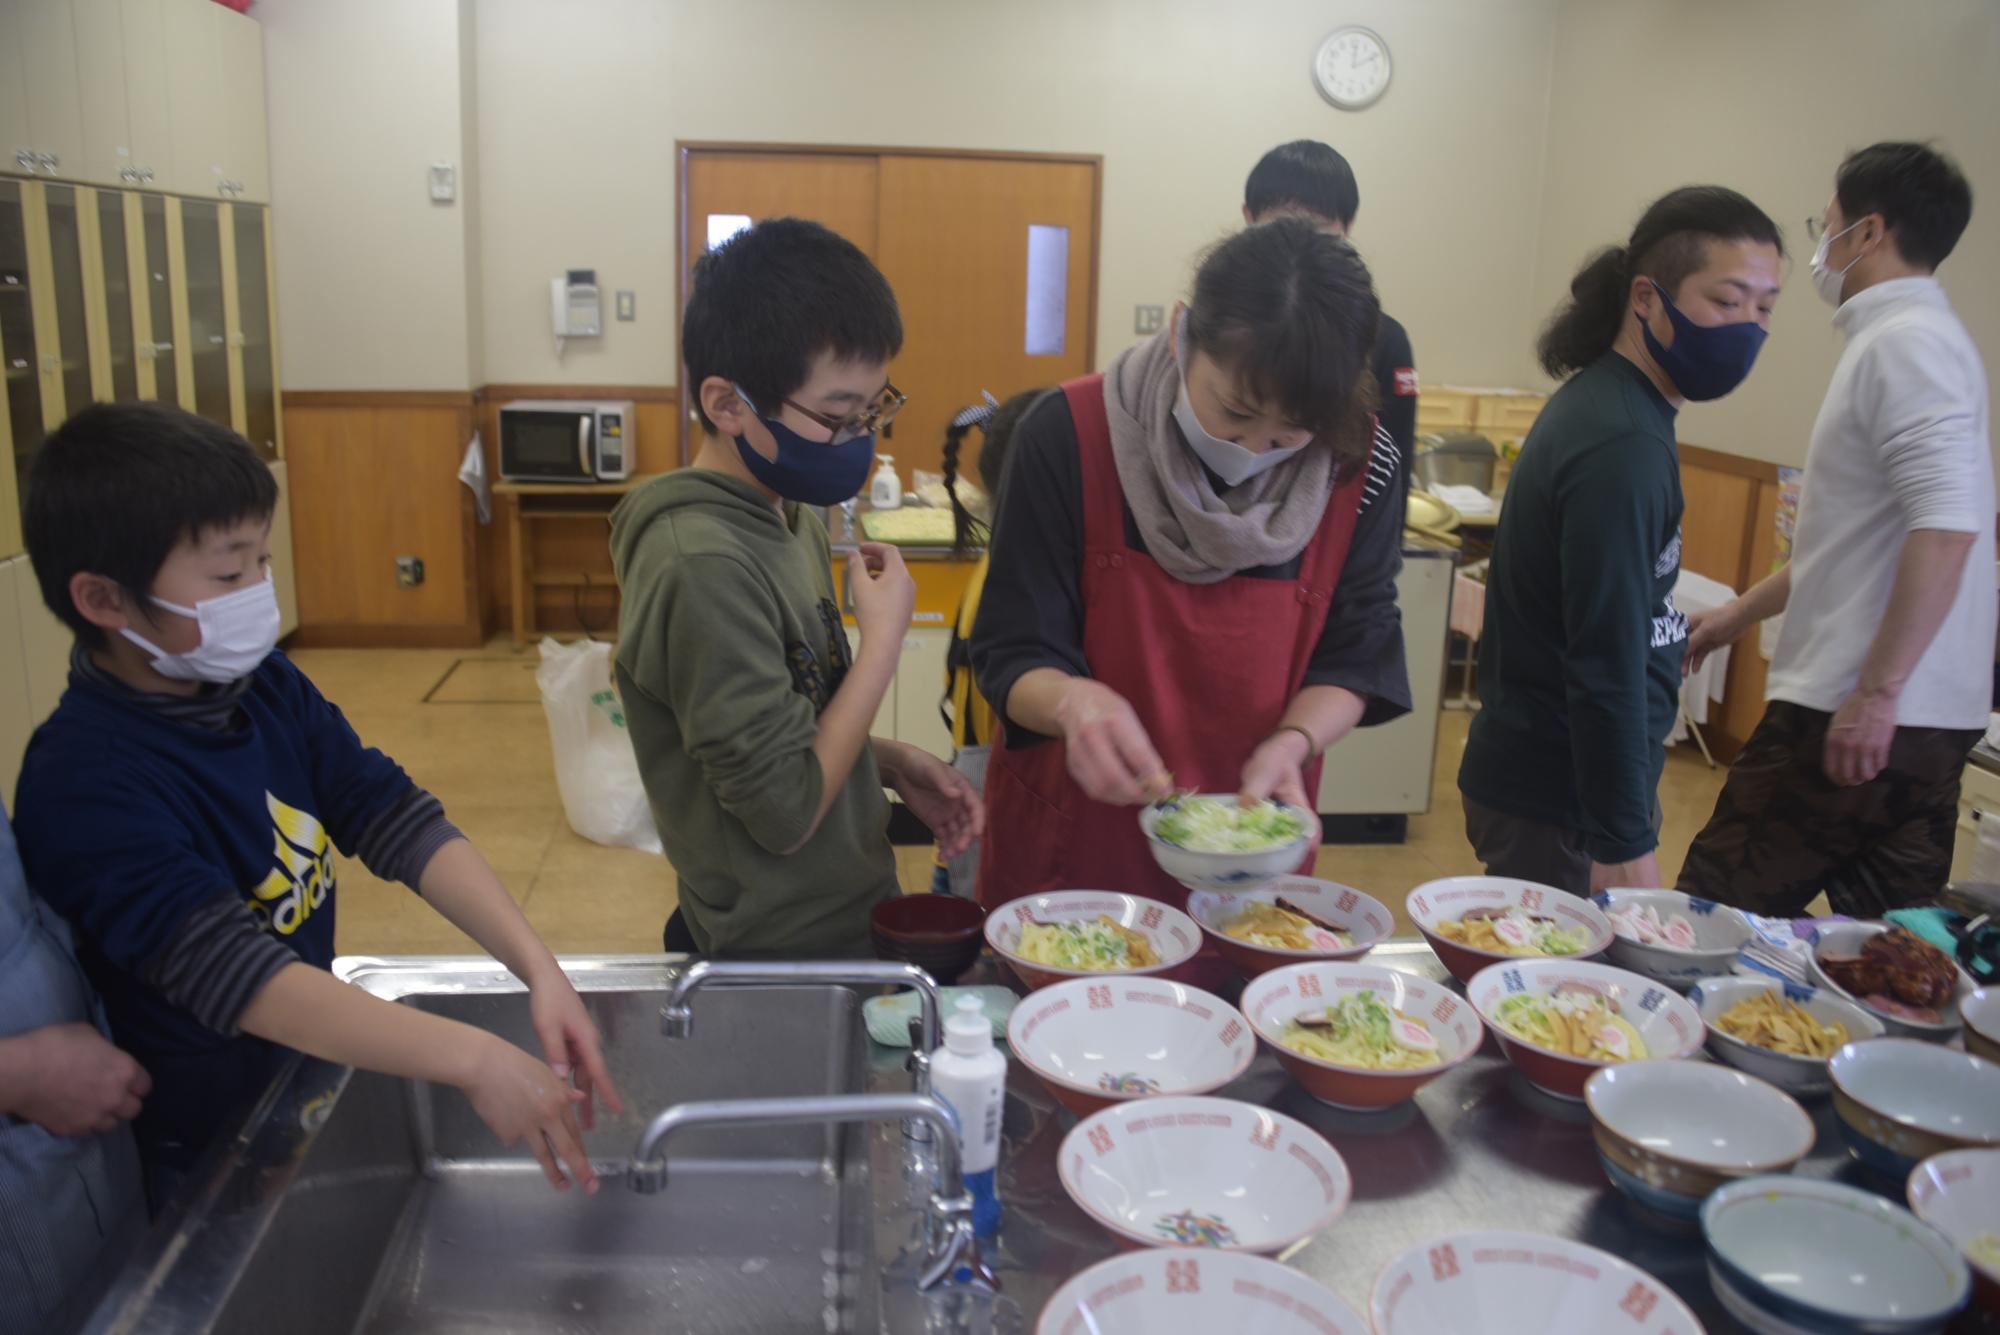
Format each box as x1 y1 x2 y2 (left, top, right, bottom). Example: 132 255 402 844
870 454 902 509
930 993 1004 1238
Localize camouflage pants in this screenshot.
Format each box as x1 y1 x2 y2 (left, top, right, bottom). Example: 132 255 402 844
1677 701 1979 918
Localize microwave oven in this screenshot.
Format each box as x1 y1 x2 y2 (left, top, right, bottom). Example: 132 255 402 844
498 400 634 483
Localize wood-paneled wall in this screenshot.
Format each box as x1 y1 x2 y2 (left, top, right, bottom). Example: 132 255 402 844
278 386 679 646
281 391 484 648
1677 443 1783 761
474 385 679 634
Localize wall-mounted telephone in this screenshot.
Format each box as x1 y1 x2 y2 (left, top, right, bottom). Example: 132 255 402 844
552 268 601 356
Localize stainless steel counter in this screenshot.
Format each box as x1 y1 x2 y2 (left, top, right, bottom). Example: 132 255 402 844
963 940 1996 1333
79 945 1996 1334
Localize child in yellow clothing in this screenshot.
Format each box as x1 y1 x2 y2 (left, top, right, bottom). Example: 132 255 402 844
935 390 1046 898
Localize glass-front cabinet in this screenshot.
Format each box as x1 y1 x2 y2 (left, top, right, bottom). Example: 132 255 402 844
0 179 283 544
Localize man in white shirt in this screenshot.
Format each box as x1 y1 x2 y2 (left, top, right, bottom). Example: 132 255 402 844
1680 142 1993 917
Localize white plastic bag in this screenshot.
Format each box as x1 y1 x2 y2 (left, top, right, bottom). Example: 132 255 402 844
535 638 663 854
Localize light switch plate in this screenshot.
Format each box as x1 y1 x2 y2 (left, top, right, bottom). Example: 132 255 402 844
1134 305 1164 335
616 290 636 321
429 163 456 203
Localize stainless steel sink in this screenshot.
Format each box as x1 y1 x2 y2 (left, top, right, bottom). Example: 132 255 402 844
82 956 914 1335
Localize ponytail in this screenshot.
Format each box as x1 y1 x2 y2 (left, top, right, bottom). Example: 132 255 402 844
1537 186 1785 381
941 387 1049 557
943 415 986 557
1537 246 1632 379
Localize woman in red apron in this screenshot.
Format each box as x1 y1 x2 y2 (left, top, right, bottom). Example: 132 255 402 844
971 218 1411 918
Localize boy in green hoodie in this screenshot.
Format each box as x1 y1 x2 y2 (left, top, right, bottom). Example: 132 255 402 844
611 218 983 958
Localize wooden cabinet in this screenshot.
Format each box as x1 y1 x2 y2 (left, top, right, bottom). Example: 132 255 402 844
1 0 264 200
213 3 266 203
161 0 263 202
0 547 77 810
72 0 173 189
0 0 86 182
0 181 284 543
0 555 36 811
268 458 297 637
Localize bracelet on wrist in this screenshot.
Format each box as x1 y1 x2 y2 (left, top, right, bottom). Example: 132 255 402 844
1271 724 1320 760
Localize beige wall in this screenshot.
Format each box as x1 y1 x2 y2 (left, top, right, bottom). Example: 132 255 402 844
472 0 1562 390
259 0 480 390
1532 0 2000 466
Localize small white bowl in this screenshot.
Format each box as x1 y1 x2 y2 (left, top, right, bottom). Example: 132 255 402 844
1369 1230 1702 1335
1906 1148 2000 1315
1005 976 1255 1116
984 891 1202 993
1592 888 1753 989
1139 795 1314 893
1466 957 1705 1101
1406 877 1613 983
1808 921 1976 1040
1035 1249 1368 1335
1703 1176 1970 1333
1963 986 1999 1064
1829 1039 2000 1177
1186 877 1392 976
1585 1060 1814 1222
1688 975 1885 1097
1238 961 1485 1110
1057 1095 1350 1254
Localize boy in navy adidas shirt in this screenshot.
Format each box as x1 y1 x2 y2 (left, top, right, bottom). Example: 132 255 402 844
14 403 621 1198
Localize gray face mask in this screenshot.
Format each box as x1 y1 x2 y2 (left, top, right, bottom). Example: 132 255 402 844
1171 312 1309 486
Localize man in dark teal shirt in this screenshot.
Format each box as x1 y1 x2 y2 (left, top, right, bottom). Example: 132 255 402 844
1459 187 1784 894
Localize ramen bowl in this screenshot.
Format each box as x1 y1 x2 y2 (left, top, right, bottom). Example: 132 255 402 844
1035 1249 1368 1335
1593 887 1753 990
1585 1059 1814 1223
1238 961 1483 1110
1006 976 1255 1116
984 891 1201 993
1057 1096 1350 1254
1407 877 1612 984
1186 878 1391 977
1466 957 1704 1101
1370 1230 1702 1335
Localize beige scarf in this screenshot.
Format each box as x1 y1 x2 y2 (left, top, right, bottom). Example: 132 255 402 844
1102 328 1336 585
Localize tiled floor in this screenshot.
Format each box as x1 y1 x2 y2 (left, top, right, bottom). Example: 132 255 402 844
296 641 1736 958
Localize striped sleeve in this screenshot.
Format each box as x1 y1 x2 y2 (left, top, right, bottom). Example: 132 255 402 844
138 893 298 1035
1359 423 1400 514
351 785 464 891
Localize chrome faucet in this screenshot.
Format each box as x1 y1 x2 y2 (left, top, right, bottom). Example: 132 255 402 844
629 1091 989 1293
660 960 943 1140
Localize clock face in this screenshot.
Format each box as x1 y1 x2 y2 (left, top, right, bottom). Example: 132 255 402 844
1314 26 1392 110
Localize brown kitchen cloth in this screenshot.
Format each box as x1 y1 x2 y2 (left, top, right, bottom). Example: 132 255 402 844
1464 795 1663 897
1102 326 1335 585
1677 701 1980 918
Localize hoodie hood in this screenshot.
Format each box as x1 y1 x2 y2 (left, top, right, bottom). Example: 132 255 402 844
609 469 802 585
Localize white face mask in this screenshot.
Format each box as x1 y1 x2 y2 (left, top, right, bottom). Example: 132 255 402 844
1810 218 1867 308
1171 312 1309 487
121 572 281 683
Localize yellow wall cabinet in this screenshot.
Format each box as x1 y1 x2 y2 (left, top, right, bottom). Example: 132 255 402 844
0 556 35 811
0 180 284 533
2 0 267 203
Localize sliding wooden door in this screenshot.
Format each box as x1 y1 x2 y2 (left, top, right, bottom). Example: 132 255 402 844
679 144 1101 479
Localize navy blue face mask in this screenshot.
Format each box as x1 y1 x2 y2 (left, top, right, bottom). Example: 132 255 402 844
1639 280 1768 402
730 387 876 506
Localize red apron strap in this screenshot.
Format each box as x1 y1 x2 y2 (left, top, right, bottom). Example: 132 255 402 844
1061 375 1125 548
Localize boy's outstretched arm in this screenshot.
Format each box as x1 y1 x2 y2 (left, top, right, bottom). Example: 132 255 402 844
238 962 598 1193
413 839 623 1126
